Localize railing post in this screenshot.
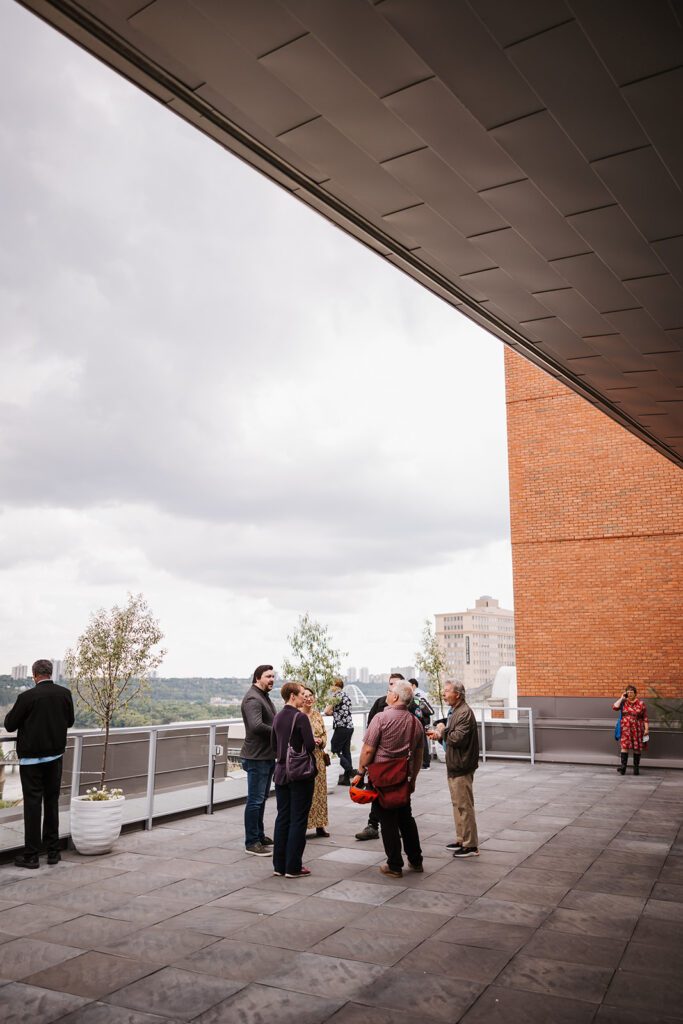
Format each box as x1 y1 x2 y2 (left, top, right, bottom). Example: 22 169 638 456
528 707 535 766
207 723 216 815
70 734 83 801
145 729 157 831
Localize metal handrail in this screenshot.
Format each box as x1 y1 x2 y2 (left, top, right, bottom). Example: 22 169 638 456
470 705 535 765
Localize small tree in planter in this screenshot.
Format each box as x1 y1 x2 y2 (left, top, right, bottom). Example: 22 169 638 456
63 593 166 853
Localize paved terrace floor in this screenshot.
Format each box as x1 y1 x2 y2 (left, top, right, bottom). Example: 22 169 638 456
1 760 682 1024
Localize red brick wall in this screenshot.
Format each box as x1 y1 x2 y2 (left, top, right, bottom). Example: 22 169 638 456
505 348 683 699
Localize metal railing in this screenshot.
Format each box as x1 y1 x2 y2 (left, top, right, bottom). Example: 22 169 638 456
470 705 535 764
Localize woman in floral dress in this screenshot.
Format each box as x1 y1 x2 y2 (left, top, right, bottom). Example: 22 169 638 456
613 686 649 775
302 687 329 836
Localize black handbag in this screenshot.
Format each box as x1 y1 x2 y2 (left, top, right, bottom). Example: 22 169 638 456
285 713 316 782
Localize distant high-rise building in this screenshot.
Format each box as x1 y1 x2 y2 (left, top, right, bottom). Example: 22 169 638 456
347 666 357 683
435 596 515 692
359 667 369 684
52 659 63 681
11 665 28 681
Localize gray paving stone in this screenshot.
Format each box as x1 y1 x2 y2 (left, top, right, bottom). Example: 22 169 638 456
310 926 421 965
0 902 80 937
96 924 219 964
643 897 683 922
620 939 683 976
174 936 297 982
461 983 597 1024
385 887 473 915
162 906 260 937
273 894 366 925
317 879 402 905
651 881 683 903
192 982 343 1024
403 937 511 983
208 887 303 914
318 847 385 865
485 879 570 907
325 1003 417 1024
24 950 158 998
0 982 89 1024
106 896 198 924
105 966 243 1019
348 903 450 938
521 926 626 967
594 1005 683 1024
0 937 83 980
31 914 141 948
496 953 613 1002
261 950 386 998
434 916 533 951
354 965 483 1021
229 913 342 951
459 897 552 928
631 915 683 947
560 889 645 918
604 967 683 1017
59 1003 171 1024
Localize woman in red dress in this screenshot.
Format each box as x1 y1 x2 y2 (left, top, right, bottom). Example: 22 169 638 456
613 686 649 775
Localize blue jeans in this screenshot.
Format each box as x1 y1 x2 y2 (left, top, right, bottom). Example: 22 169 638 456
242 758 275 848
273 778 315 875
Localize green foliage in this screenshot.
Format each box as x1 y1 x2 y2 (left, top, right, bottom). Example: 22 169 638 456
415 618 448 715
647 686 683 730
282 612 347 710
64 593 166 787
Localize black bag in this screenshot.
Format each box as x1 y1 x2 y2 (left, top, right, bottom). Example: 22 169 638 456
285 713 316 782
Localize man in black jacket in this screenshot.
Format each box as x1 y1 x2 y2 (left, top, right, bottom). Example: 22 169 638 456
4 659 75 868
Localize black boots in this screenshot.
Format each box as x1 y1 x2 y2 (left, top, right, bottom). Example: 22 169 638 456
633 753 640 776
617 752 628 775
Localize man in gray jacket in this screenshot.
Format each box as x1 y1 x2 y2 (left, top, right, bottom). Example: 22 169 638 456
428 680 480 857
240 664 276 856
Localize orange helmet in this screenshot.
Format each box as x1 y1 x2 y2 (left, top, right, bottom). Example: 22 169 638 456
349 773 378 805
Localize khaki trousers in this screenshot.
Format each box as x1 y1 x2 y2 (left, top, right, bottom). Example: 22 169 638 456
447 772 478 849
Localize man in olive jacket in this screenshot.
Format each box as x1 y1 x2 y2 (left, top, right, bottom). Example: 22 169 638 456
428 680 480 857
4 658 74 868
240 664 276 856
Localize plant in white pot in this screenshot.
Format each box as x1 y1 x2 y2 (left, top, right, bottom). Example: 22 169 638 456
64 593 166 855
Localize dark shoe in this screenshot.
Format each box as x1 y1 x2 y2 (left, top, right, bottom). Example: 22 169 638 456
633 754 640 776
446 841 463 851
260 836 274 846
355 825 379 841
408 862 424 872
316 827 330 837
273 870 284 876
380 864 403 878
47 852 61 866
618 752 628 776
421 765 431 771
337 775 350 787
285 867 311 878
14 855 39 870
453 846 479 858
245 843 270 857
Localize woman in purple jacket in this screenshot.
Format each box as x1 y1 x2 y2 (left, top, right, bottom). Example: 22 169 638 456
271 682 317 878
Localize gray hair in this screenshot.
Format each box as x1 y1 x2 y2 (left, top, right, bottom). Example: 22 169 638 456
32 659 53 679
392 681 414 706
444 680 465 698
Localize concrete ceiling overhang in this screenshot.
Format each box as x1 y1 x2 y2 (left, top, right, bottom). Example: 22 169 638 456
17 0 683 468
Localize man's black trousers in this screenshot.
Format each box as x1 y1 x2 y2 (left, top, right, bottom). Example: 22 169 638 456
20 758 63 858
374 797 422 872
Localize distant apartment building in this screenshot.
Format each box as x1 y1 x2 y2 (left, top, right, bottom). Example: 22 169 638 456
391 665 416 680
11 665 28 681
52 659 63 681
347 667 357 683
359 667 369 684
435 596 515 691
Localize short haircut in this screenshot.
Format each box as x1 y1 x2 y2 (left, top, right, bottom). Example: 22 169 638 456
389 672 405 681
333 678 344 689
302 685 314 696
32 659 53 679
626 685 638 695
408 678 418 687
393 681 414 706
281 681 302 702
445 679 465 698
252 664 273 684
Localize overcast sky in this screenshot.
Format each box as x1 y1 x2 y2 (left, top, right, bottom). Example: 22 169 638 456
1 2 513 678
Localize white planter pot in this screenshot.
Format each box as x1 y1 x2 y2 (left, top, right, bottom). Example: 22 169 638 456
70 795 125 855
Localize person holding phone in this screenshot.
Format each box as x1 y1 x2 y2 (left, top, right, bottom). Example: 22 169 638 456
613 686 649 775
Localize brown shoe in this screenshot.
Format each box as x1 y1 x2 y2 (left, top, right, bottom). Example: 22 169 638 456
380 864 403 878
408 862 424 872
316 828 330 837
